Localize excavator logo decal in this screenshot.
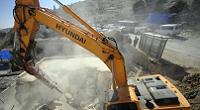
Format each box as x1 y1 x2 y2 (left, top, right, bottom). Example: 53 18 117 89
56 24 86 44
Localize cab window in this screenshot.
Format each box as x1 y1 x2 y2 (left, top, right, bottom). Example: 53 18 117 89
160 26 174 30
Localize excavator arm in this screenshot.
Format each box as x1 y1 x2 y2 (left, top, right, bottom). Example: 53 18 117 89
13 0 140 108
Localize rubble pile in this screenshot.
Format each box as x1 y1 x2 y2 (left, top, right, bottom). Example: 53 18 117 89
0 75 16 92
177 72 200 110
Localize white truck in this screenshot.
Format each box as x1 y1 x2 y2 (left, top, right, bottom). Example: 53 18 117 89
155 24 182 36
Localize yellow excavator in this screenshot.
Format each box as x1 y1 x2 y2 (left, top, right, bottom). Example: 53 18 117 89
12 0 191 109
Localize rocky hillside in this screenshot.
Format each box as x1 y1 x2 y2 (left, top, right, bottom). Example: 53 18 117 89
55 0 200 30
55 0 139 26
0 28 14 49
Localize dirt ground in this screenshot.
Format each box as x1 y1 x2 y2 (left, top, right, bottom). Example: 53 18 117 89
176 69 200 110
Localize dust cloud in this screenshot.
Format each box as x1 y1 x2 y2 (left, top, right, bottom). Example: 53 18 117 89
1 56 112 110
104 30 151 74
38 57 112 109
